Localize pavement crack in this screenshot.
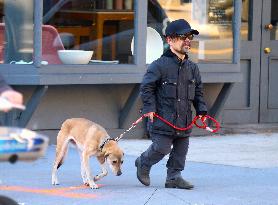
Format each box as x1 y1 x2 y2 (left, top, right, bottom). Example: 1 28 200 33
144 188 157 205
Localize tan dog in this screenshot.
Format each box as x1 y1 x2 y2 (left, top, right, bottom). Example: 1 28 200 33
51 118 124 189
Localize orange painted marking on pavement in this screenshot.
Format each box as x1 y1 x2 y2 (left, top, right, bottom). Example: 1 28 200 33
50 184 89 191
0 184 104 199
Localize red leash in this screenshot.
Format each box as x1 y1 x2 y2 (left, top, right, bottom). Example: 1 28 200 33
115 113 220 141
153 113 220 133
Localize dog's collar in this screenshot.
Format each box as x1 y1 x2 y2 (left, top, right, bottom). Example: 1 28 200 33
99 137 116 151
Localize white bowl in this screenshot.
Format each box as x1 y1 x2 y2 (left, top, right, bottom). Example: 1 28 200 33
131 27 163 64
57 50 94 64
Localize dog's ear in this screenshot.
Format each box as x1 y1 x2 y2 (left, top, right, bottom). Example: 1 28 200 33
104 153 110 159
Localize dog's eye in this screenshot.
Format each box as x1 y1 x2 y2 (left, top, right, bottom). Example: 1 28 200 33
121 161 123 164
112 160 117 164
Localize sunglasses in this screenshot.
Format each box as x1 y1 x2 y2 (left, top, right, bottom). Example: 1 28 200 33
176 34 194 41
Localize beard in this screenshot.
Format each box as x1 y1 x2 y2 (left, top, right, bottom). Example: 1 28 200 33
175 44 190 55
175 41 191 55
170 40 191 58
182 41 191 53
180 46 190 54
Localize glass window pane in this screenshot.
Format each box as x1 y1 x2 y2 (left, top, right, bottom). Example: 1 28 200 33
0 0 34 64
43 0 135 65
241 0 249 40
148 0 235 63
271 0 278 40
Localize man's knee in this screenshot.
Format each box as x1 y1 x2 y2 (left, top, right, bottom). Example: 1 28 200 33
153 143 171 155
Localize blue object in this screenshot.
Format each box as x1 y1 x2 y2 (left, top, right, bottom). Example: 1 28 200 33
0 127 48 163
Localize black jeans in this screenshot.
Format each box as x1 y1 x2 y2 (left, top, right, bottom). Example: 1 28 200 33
140 132 189 180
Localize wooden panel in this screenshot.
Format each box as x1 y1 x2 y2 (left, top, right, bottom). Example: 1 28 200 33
224 60 251 109
222 59 258 124
259 0 278 122
268 58 278 108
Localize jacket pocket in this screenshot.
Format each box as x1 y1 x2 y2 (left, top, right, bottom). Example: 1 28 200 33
162 78 177 98
188 79 195 100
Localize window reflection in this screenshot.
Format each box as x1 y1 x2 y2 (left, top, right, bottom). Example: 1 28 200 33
148 0 237 63
271 0 278 40
241 0 249 40
43 0 134 65
0 0 34 64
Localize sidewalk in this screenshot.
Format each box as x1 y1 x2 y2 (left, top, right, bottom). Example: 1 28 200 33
119 133 278 168
1 133 278 205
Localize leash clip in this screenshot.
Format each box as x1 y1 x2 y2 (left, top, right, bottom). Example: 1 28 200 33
205 127 214 132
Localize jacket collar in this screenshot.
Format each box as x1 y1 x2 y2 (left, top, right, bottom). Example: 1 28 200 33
162 49 188 64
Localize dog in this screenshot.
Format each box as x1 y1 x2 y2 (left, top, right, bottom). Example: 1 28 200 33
51 118 124 189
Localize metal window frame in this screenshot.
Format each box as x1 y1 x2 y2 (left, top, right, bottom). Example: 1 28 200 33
1 0 242 85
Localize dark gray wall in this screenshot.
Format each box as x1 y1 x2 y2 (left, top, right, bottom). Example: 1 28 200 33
20 85 144 143
13 84 221 143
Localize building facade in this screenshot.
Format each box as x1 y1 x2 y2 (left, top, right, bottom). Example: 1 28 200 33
0 0 276 141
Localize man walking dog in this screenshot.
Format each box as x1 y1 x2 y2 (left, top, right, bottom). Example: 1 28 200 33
136 19 207 189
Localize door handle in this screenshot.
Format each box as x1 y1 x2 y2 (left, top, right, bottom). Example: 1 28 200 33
265 24 273 30
264 47 271 54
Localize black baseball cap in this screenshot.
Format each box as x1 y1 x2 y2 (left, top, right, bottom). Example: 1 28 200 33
165 19 199 36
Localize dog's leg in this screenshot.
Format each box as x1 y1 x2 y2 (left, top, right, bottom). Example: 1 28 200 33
78 150 89 186
82 151 98 189
94 156 108 181
51 132 70 185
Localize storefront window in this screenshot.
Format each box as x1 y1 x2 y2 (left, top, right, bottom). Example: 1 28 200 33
271 0 278 40
148 0 236 63
43 0 135 65
241 0 249 40
0 0 34 64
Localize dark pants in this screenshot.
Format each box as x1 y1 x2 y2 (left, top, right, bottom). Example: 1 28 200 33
139 132 189 180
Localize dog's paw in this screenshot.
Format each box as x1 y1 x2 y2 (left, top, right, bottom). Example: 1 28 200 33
52 181 59 185
90 183 99 189
87 180 99 189
52 175 59 185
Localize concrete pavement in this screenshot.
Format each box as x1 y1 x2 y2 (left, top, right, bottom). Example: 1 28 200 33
119 133 278 168
1 133 278 205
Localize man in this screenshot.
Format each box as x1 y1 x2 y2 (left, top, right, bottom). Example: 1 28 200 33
135 19 207 189
0 75 23 112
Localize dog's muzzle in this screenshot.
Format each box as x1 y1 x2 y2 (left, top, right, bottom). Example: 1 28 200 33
117 170 122 176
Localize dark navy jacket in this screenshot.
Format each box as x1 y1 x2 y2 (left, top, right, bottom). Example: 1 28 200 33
140 49 207 136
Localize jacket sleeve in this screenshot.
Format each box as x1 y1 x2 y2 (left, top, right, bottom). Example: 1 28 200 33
0 74 12 94
140 62 161 114
193 64 207 115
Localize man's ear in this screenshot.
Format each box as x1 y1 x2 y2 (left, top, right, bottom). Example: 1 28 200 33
165 36 171 44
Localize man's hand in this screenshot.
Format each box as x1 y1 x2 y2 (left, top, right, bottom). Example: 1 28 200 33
0 90 24 112
198 115 207 121
145 112 155 122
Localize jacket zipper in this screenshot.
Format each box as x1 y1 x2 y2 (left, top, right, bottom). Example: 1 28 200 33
176 65 182 123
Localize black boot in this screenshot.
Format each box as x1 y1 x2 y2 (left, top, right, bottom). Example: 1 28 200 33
135 157 150 186
165 176 194 189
